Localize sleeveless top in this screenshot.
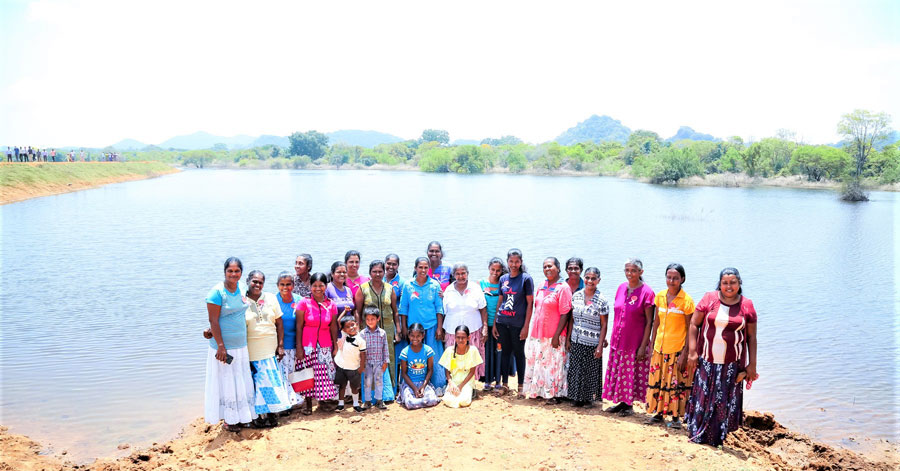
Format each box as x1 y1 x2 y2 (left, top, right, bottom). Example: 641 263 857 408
361 281 393 329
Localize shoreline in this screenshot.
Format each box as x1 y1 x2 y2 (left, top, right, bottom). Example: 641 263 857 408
0 162 180 205
198 162 900 192
3 400 896 471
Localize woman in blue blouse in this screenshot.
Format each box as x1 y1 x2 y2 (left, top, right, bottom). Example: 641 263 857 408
205 257 256 432
399 257 447 395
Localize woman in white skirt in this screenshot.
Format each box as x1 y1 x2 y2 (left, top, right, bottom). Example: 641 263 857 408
205 257 256 432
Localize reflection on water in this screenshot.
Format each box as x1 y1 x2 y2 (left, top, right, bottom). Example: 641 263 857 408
1 169 897 460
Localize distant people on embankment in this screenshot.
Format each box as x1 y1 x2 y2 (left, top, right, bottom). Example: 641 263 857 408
3 146 123 162
202 244 759 451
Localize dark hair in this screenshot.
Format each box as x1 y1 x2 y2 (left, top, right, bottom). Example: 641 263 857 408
223 257 243 273
363 306 381 319
427 241 443 257
666 263 686 284
339 315 357 329
507 248 527 273
584 267 601 278
717 267 743 294
344 250 361 262
488 257 508 276
277 271 294 284
454 325 470 336
297 253 313 271
565 257 583 270
369 260 385 273
544 257 560 270
309 272 329 286
413 256 429 269
408 323 426 334
246 270 265 283
330 261 346 274
385 253 400 264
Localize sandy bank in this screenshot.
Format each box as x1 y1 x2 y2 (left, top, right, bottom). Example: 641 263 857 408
0 162 179 205
3 396 896 471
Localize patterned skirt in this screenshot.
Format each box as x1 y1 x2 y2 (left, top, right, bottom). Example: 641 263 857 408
278 349 305 406
646 350 692 417
685 358 744 447
304 346 337 401
566 342 603 402
204 346 256 425
602 345 651 405
522 336 568 399
444 328 486 379
249 356 291 415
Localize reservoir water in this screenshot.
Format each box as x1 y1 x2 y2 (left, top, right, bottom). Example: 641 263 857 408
1 169 897 461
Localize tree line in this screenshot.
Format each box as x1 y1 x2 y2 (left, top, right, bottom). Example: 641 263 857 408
121 110 897 195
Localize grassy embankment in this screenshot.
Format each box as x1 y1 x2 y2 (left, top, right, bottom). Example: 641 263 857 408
0 162 179 204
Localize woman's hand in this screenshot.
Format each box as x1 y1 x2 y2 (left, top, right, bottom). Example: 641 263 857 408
401 325 408 340
298 348 306 361
481 325 488 338
519 326 528 341
394 333 401 344
492 325 499 340
742 364 758 384
276 346 285 361
436 329 444 341
551 336 561 349
685 351 698 377
636 346 647 362
415 387 424 398
677 351 688 374
215 345 228 363
565 338 571 352
593 346 603 359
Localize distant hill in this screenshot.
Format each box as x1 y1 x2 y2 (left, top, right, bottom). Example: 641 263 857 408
876 130 899 150
111 138 146 150
251 135 290 148
554 115 631 145
326 130 405 148
159 132 256 150
666 126 719 142
451 139 480 146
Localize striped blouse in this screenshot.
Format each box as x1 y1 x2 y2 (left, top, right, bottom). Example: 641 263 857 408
695 291 757 365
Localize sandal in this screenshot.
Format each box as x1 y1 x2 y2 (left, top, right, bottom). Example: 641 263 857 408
494 385 510 396
224 423 242 433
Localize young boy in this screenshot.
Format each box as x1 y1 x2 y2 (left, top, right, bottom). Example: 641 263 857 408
360 306 391 410
333 315 366 412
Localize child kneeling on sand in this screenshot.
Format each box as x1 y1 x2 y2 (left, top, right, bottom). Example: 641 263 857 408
439 325 483 408
399 323 440 409
333 315 366 412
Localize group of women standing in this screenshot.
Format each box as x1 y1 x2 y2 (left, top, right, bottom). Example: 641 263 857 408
204 243 758 448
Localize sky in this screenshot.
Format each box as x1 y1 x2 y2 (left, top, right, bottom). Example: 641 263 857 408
1 0 898 148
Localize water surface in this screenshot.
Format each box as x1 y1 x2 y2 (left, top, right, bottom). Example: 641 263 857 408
1 169 897 460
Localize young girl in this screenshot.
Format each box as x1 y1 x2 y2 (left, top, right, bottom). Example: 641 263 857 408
493 249 534 398
399 323 440 409
646 264 695 428
439 326 483 408
480 258 506 391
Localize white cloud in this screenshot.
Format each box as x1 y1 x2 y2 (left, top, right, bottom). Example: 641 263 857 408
1 0 897 147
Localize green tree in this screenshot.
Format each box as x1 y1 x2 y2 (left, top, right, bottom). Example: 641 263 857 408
450 145 486 173
418 147 454 172
420 129 450 145
288 130 329 158
789 145 851 181
866 144 900 184
181 150 215 168
838 109 892 180
743 143 763 176
481 135 523 146
505 150 527 173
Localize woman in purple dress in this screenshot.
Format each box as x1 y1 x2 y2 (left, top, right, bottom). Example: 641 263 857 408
603 258 654 416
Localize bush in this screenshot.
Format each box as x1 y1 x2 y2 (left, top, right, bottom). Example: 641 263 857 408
633 147 702 183
291 156 311 169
